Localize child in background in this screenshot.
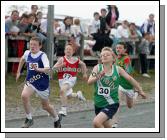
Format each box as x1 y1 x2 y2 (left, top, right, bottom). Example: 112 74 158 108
71 18 82 48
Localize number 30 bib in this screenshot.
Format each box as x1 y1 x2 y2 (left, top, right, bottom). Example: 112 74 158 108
98 87 110 97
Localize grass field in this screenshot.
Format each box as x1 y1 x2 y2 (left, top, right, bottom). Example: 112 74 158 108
5 69 155 109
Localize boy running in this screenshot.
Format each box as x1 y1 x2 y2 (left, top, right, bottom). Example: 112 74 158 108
52 44 87 116
87 47 146 128
16 37 61 128
116 42 146 107
111 42 147 128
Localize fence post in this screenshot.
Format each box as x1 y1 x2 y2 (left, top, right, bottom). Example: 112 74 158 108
5 36 8 74
46 5 54 67
80 34 84 60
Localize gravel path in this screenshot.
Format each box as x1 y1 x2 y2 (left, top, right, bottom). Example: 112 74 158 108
5 90 155 121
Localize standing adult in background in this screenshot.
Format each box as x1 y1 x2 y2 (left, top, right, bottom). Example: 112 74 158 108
106 5 119 28
99 8 108 34
5 10 20 73
141 13 155 36
88 12 100 37
138 33 151 78
141 13 155 55
30 5 38 15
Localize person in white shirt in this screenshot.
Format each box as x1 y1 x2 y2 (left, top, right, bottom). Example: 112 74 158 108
88 12 100 35
40 19 47 35
142 13 155 36
71 18 82 47
53 19 61 35
117 20 130 39
60 16 73 36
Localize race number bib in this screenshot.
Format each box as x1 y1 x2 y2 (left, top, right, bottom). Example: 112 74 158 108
98 87 110 97
29 63 38 70
63 73 72 80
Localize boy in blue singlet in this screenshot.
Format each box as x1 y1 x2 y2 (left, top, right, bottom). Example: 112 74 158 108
16 37 61 128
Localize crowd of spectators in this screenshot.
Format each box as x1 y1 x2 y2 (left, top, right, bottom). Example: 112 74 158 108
5 5 155 77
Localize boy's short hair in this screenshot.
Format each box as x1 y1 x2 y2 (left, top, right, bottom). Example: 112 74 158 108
11 10 19 16
101 47 113 53
74 19 80 25
30 37 42 46
93 12 99 17
31 5 38 10
116 42 127 49
101 8 107 13
20 13 29 20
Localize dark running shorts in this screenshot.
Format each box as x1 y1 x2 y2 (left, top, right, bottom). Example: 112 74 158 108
95 103 120 119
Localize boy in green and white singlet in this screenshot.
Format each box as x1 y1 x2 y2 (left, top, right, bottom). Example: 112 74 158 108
88 47 146 128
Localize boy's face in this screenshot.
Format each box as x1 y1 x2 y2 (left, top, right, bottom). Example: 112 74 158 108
101 10 107 16
65 18 72 26
116 44 126 55
28 16 35 23
64 45 74 57
11 12 19 21
94 14 99 20
30 40 41 54
21 18 29 25
100 50 113 64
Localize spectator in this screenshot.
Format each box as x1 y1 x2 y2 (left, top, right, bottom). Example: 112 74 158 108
40 19 47 35
141 13 155 36
17 13 29 35
106 5 119 28
117 20 130 39
117 20 134 54
5 10 19 36
71 19 82 47
6 10 20 74
141 13 155 55
128 23 142 55
33 11 43 32
36 11 43 24
60 16 73 35
23 13 37 37
53 19 61 35
99 8 108 34
31 5 38 15
88 12 100 36
24 13 47 52
138 33 151 78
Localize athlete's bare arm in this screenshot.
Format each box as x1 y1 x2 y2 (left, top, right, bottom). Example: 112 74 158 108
16 56 25 82
118 66 146 99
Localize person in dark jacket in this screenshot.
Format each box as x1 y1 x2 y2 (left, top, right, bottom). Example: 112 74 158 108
106 5 119 28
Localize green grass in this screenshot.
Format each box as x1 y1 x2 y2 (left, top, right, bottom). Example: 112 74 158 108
5 69 155 109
